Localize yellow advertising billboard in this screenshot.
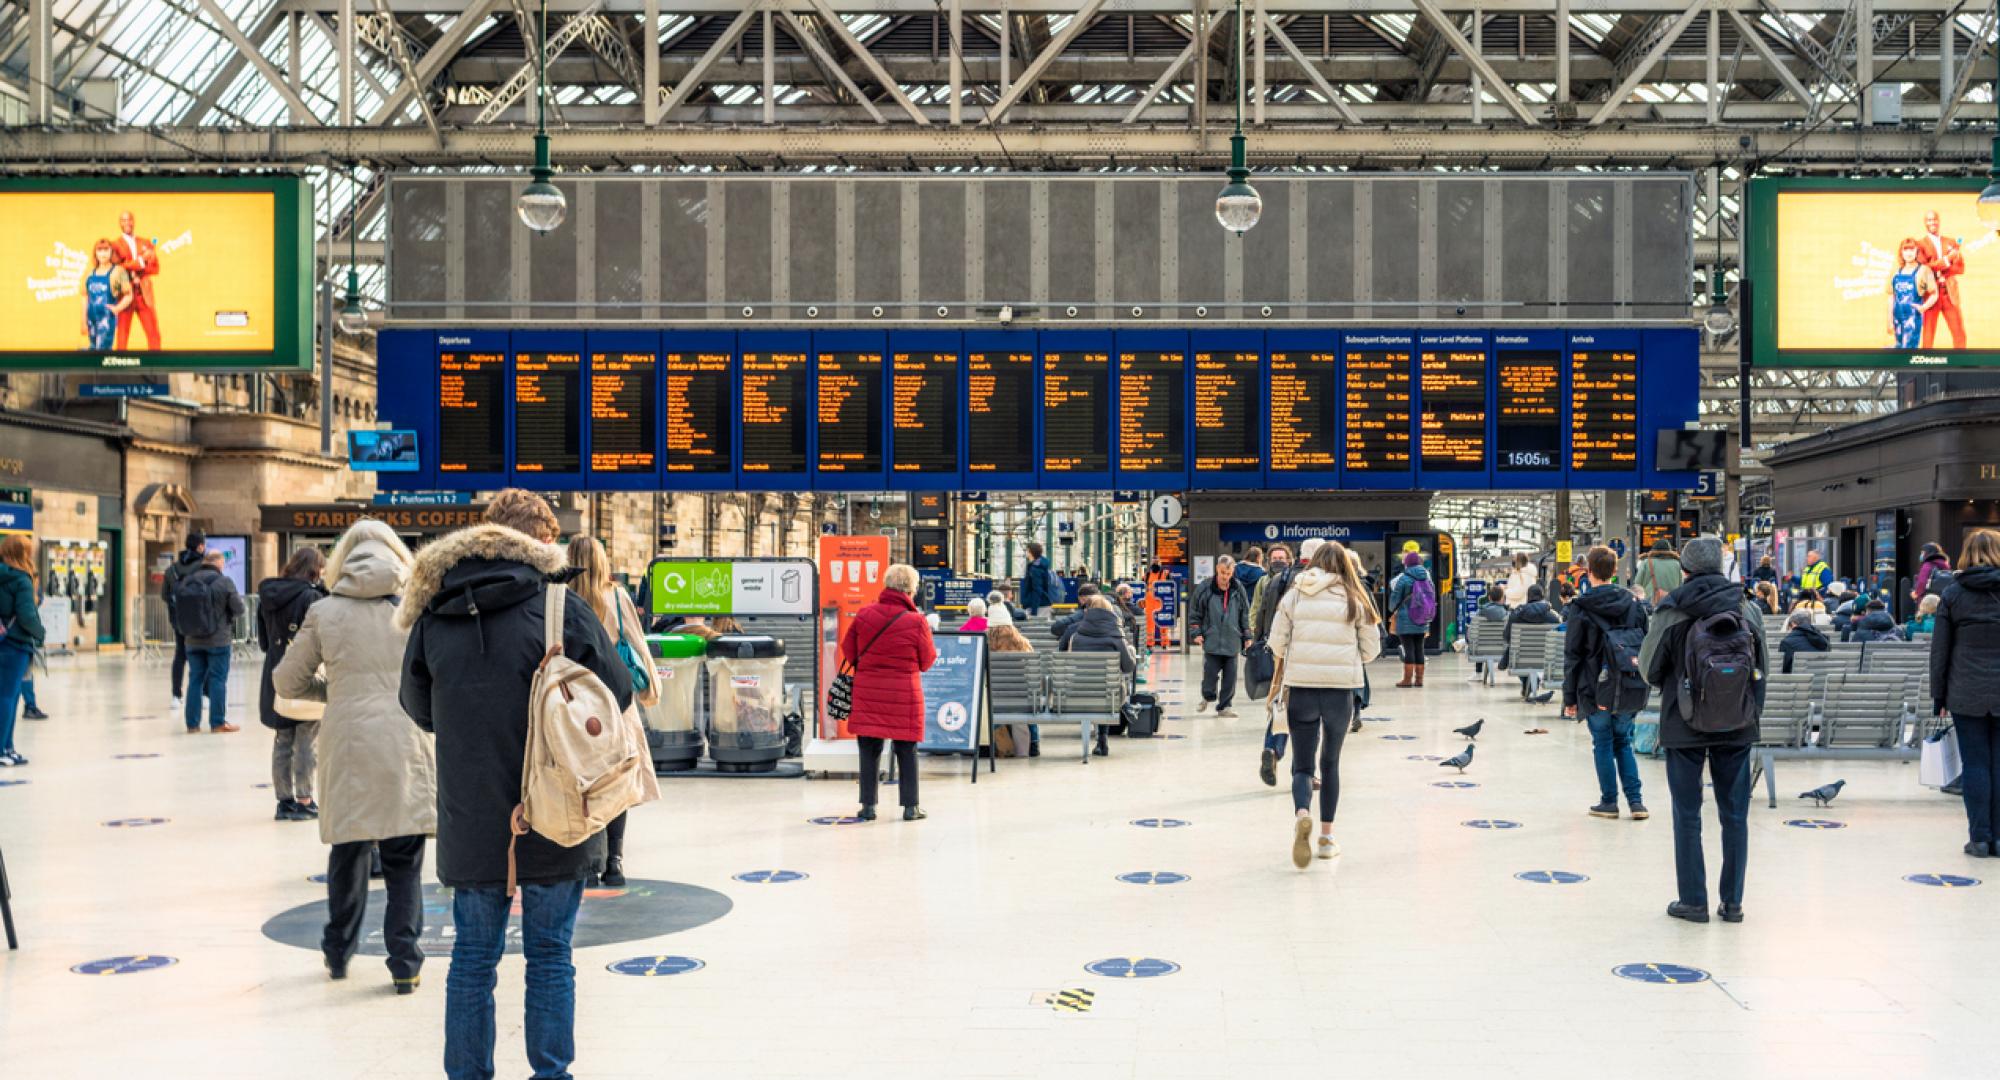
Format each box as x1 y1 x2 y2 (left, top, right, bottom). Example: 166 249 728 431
0 177 312 370
1754 180 2000 366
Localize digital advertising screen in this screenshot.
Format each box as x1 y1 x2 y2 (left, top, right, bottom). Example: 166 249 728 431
437 350 506 475
966 348 1034 476
589 350 658 474
816 350 884 475
0 176 313 370
348 429 419 472
1341 341 1412 472
1042 350 1110 475
664 347 732 476
1192 349 1261 474
1268 348 1339 478
890 350 960 475
1748 178 2000 367
1495 346 1561 472
739 350 808 475
513 351 582 475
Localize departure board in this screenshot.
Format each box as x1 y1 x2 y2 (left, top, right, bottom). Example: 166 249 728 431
1419 345 1486 472
740 350 807 474
1268 350 1338 474
438 350 505 474
1342 344 1412 471
911 526 950 569
890 350 959 474
816 351 883 474
1153 527 1188 566
1569 347 1639 471
1118 351 1185 473
967 349 1033 475
514 352 581 474
1042 350 1110 474
1496 349 1561 472
589 351 657 473
664 348 732 475
1193 350 1261 473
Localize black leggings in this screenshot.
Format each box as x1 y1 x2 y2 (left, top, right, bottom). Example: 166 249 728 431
1286 687 1356 822
1399 632 1427 665
858 736 919 808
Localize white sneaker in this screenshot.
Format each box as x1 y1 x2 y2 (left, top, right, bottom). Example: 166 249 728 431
1291 815 1313 869
1196 700 1212 714
172 695 184 709
1216 707 1237 719
1316 836 1340 859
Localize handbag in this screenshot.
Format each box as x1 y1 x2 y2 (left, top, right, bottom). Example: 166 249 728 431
827 611 906 723
1920 723 1962 788
274 676 325 722
612 596 653 695
1244 640 1275 700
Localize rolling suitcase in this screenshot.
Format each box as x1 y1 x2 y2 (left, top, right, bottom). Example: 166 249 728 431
1122 691 1162 738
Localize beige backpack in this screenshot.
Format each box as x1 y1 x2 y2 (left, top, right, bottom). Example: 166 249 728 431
509 584 660 893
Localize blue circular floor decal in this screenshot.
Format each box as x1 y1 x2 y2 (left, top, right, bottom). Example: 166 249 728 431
734 870 808 884
808 816 866 826
261 880 732 956
1463 819 1522 830
1785 819 1847 830
1380 735 1417 741
252 783 272 790
607 955 705 977
306 873 327 884
103 817 168 828
1362 715 1394 723
1085 957 1180 979
72 955 178 976
1130 818 1190 829
0 778 28 787
1116 872 1189 885
1905 873 1981 888
1160 734 1187 740
1432 781 1479 789
1406 755 1443 762
1613 962 1710 985
112 753 160 760
1515 870 1589 885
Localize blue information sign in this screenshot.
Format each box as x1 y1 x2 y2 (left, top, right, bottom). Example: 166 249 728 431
919 634 987 753
373 490 473 506
0 502 31 532
79 383 168 398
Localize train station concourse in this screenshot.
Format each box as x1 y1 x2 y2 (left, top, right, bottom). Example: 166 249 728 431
5 0 2000 1077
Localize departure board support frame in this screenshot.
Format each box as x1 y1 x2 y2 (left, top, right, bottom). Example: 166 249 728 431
1189 330 1266 491
434 330 512 491
583 330 665 491
1264 328 1341 490
885 330 965 491
509 329 587 488
962 330 1040 490
1113 328 1191 490
375 331 438 490
1337 330 1417 490
1566 328 1643 481
1416 329 1492 490
659 330 739 491
1039 329 1116 491
1492 329 1567 491
737 330 813 490
811 329 889 491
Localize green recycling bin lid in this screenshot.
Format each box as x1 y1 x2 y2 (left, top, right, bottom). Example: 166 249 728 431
648 633 709 660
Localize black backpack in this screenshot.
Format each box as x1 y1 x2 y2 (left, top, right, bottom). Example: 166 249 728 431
1581 608 1650 714
1678 609 1758 733
172 570 227 641
1925 568 1956 598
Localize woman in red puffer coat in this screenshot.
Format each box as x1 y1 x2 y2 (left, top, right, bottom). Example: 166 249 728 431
841 563 938 821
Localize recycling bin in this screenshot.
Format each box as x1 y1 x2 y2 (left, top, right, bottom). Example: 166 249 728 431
704 634 788 773
646 633 709 772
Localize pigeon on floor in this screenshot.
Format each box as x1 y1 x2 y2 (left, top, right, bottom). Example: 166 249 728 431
1439 743 1475 773
1799 779 1846 807
1453 719 1484 741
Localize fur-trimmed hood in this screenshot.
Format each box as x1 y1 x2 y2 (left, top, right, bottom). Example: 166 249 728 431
398 525 566 630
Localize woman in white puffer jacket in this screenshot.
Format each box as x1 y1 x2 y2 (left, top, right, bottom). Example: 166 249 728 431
1268 540 1382 868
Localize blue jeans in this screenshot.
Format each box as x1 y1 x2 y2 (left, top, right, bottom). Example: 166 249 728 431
0 641 31 753
446 880 585 1080
1587 710 1643 805
1956 715 2000 845
184 646 230 730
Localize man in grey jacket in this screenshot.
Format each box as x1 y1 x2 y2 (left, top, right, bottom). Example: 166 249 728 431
175 550 246 733
1192 555 1252 717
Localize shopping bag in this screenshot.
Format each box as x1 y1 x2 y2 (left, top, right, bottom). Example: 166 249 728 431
1920 724 1962 788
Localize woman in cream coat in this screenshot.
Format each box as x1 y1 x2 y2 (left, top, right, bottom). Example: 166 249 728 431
275 519 436 993
1268 540 1382 867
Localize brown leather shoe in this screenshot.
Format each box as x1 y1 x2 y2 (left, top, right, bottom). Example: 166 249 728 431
209 723 241 734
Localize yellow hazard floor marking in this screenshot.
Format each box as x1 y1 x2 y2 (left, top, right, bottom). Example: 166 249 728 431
1046 988 1096 1014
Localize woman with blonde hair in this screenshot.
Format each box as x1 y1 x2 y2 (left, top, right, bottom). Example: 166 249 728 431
1930 527 2000 858
276 519 434 993
1268 540 1381 866
565 536 660 886
0 534 43 766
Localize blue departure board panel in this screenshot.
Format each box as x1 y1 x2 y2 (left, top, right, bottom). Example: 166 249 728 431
373 326 1700 494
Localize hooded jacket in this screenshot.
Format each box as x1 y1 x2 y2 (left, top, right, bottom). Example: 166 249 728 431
1268 569 1380 689
255 575 327 729
1061 605 1136 675
1930 564 2000 718
1779 622 1830 673
1849 610 1905 644
1191 574 1252 656
0 563 43 651
1913 553 1952 600
1504 599 1561 647
278 527 436 846
1639 572 1767 749
398 525 631 890
1562 583 1648 715
1388 563 1435 636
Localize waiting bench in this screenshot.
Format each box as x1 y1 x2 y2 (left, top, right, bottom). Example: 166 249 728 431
986 652 1121 764
1465 619 1509 686
1753 671 1921 807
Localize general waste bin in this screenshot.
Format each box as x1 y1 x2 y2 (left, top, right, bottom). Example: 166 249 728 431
705 634 788 773
646 634 708 772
